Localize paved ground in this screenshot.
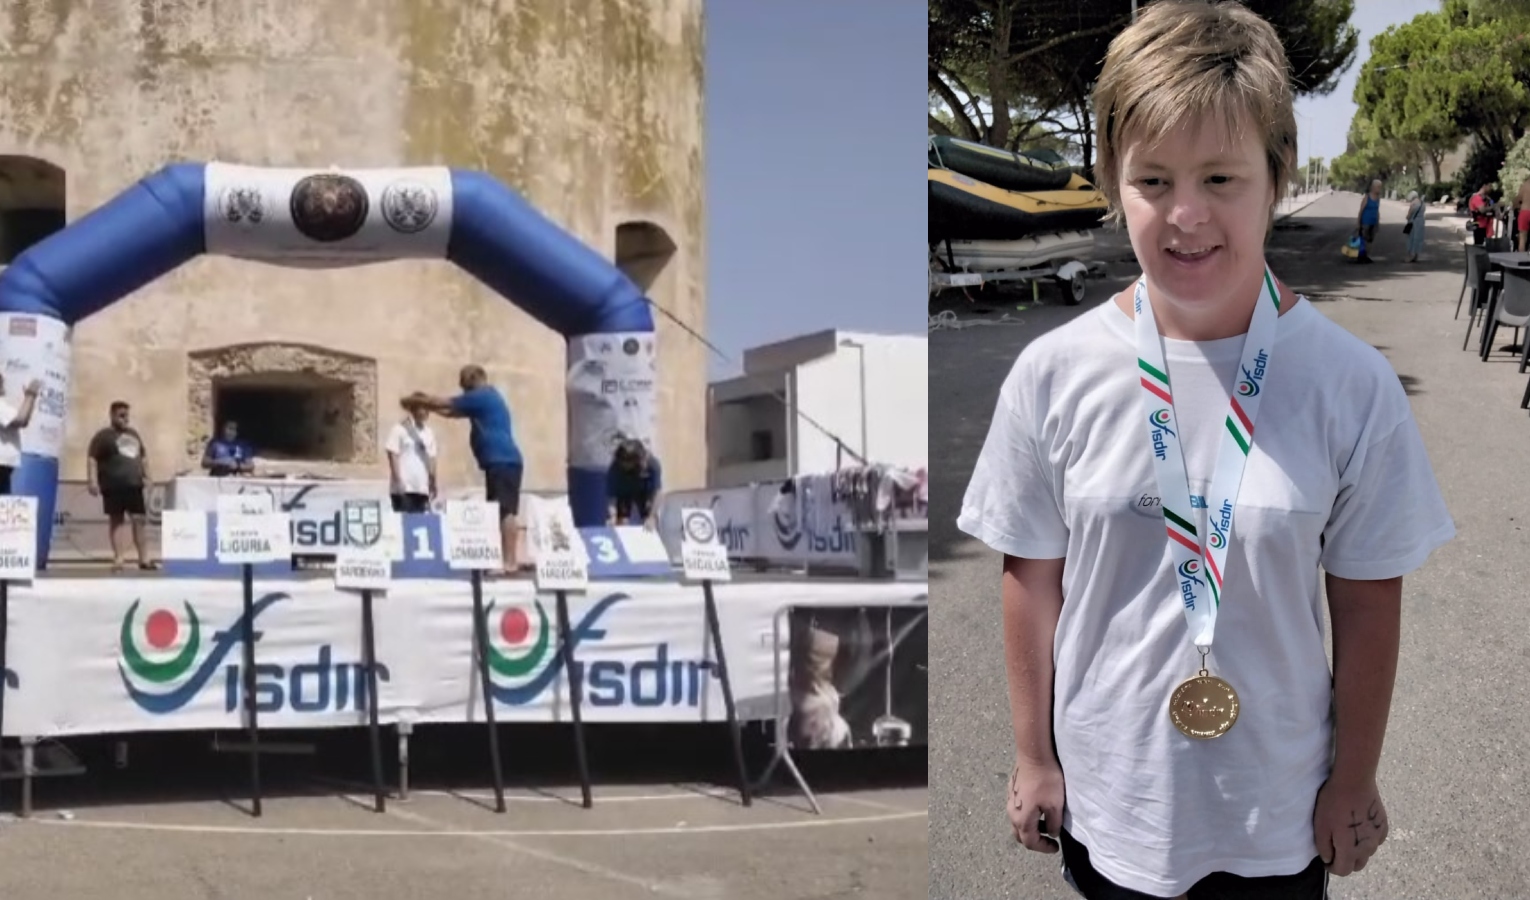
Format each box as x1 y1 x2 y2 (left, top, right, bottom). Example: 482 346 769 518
0 727 926 899
931 192 1530 898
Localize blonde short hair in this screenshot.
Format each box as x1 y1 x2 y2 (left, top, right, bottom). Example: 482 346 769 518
1092 0 1297 224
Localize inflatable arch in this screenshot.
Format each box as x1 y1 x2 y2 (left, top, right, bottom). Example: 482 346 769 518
0 163 657 566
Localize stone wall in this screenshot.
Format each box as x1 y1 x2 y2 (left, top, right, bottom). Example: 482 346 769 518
0 0 707 491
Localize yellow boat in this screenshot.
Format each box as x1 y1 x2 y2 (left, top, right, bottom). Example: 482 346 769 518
928 168 1108 242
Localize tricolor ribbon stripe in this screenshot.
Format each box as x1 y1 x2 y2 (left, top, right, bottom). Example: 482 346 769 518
1133 269 1280 651
1139 359 1173 404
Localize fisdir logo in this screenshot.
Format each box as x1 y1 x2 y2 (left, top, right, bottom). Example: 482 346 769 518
1177 559 1204 611
117 593 389 715
1237 348 1270 398
1208 498 1234 551
482 593 715 708
709 495 750 553
1149 409 1175 461
771 502 856 555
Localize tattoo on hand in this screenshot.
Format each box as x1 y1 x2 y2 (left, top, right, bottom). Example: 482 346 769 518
1348 814 1366 847
1368 798 1387 833
1009 763 1020 806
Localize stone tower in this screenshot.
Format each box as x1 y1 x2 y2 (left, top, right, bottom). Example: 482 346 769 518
0 0 706 497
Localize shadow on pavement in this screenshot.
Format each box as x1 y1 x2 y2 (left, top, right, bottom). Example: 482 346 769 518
3 723 927 817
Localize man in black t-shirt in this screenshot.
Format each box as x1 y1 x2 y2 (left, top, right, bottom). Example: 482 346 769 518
87 401 157 571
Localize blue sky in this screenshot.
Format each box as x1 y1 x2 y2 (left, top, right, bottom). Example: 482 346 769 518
704 0 925 377
697 0 1427 379
1293 0 1441 165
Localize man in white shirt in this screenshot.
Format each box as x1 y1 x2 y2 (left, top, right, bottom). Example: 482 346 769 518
0 376 41 496
385 400 437 513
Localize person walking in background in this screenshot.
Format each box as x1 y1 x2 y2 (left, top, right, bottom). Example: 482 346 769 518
1469 182 1497 246
87 401 158 572
404 365 524 576
1354 178 1382 262
385 399 438 514
958 3 1454 898
0 375 42 496
1514 175 1530 251
1404 190 1426 262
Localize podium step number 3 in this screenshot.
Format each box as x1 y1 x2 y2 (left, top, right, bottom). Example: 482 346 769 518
679 507 752 807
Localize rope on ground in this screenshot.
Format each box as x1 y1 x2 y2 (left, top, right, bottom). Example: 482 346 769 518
928 310 1026 332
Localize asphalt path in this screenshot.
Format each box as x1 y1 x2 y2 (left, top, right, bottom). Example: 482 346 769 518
931 191 1530 899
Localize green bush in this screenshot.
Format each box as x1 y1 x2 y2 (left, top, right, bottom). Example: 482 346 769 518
1422 181 1454 203
1498 133 1530 201
1456 140 1507 201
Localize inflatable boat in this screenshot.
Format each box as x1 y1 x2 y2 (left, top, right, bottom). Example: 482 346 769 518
928 169 1107 242
928 135 1073 192
934 230 1096 272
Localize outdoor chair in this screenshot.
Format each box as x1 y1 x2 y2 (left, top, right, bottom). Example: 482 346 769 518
1482 268 1530 363
1461 246 1503 349
1457 241 1473 317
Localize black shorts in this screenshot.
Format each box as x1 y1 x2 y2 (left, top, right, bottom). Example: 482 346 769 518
102 486 147 519
483 464 523 518
613 493 653 523
1060 829 1327 900
391 493 430 514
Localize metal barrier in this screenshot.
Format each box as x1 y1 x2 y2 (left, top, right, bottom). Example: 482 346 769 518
750 597 928 814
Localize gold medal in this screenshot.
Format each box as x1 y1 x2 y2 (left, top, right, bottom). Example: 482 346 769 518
1169 667 1240 739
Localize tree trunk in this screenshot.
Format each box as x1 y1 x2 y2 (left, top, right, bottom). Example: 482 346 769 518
985 4 1015 147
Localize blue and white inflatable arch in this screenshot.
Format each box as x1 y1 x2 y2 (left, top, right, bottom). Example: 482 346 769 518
0 163 657 565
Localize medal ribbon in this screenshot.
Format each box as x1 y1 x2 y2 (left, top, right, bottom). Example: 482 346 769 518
1133 268 1280 651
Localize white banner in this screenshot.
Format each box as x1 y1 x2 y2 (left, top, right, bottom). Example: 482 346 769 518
566 332 658 468
658 484 863 566
171 477 391 554
0 577 926 736
0 313 71 459
203 164 454 264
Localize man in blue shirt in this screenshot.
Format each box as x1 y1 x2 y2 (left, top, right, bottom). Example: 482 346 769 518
202 420 255 477
405 364 525 575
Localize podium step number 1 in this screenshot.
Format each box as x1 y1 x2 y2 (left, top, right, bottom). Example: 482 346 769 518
0 496 39 813
442 499 509 812
528 502 594 809
679 507 752 807
334 499 397 814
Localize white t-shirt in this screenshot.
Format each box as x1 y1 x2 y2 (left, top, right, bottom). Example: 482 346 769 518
957 296 1455 896
0 397 22 468
385 418 437 496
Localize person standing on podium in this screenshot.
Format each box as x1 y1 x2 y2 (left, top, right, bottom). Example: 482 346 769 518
0 375 41 496
404 364 524 576
386 399 438 514
607 437 661 529
201 420 255 477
